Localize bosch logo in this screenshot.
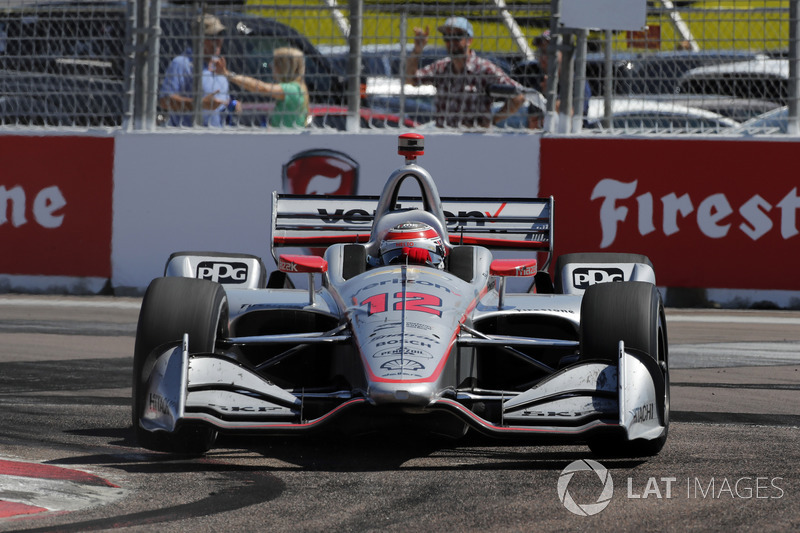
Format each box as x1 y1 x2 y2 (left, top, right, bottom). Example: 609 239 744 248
197 261 248 284
573 267 624 289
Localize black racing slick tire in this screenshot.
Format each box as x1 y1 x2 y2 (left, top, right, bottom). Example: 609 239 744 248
579 281 669 458
132 276 228 454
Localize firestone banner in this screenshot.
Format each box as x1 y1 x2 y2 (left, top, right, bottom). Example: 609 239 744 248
539 138 800 290
0 136 114 277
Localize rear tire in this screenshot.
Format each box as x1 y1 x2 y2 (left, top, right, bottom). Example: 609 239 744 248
579 281 669 457
132 277 228 454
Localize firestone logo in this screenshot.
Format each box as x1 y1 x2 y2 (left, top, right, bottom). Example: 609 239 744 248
592 179 800 248
557 459 614 516
0 185 66 228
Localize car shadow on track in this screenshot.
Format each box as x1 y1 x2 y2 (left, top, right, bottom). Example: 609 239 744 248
69 425 646 473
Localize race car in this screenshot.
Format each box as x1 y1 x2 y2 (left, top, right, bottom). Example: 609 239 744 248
132 133 669 457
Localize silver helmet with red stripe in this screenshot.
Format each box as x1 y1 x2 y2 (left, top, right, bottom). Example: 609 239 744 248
379 222 445 268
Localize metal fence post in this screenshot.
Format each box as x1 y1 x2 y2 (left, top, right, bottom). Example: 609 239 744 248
145 0 162 130
603 29 613 130
399 11 408 125
543 0 561 133
132 0 147 129
347 0 362 132
571 28 588 134
122 1 135 130
558 30 575 134
789 0 799 136
192 1 205 128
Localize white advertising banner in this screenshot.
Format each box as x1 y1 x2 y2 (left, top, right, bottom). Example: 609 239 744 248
561 0 647 31
112 131 540 291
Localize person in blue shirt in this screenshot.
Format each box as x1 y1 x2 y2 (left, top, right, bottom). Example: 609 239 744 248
159 14 235 127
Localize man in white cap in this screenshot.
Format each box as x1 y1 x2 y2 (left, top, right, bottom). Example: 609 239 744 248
404 16 525 128
159 14 235 127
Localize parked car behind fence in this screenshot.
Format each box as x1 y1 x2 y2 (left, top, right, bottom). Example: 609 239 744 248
677 58 789 105
583 97 740 134
0 3 348 128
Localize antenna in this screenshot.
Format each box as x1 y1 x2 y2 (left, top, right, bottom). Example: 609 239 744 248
397 133 425 164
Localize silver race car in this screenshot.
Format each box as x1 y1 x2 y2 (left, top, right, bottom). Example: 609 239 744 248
133 133 669 457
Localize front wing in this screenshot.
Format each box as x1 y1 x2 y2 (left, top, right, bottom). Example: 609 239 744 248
140 335 666 442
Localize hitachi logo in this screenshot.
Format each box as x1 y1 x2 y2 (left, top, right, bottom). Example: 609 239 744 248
631 403 654 424
147 393 172 416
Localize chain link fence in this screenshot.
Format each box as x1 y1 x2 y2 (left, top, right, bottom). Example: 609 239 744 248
0 0 796 134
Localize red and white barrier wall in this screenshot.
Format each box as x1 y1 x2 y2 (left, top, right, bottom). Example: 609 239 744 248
0 135 113 293
1 131 797 306
539 138 800 299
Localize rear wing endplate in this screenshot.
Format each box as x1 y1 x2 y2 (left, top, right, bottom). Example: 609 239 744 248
271 193 553 263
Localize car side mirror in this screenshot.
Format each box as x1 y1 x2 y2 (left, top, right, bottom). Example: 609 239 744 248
490 259 537 309
490 259 537 277
279 254 328 273
279 254 328 306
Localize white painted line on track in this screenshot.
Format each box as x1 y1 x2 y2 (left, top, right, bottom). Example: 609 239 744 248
667 315 800 325
0 298 141 310
671 341 800 368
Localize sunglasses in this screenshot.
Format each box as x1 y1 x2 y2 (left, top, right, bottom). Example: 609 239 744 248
442 33 468 42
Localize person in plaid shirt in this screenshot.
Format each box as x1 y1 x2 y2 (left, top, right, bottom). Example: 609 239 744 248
404 17 525 128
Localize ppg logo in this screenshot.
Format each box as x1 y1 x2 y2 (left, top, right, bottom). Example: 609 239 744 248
573 267 624 289
197 261 248 284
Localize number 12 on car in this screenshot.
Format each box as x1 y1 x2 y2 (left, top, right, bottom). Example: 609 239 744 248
360 292 442 317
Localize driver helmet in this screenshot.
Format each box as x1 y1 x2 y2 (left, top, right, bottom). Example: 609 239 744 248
379 222 445 268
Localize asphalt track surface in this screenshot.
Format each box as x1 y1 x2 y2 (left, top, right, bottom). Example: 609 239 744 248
0 295 798 532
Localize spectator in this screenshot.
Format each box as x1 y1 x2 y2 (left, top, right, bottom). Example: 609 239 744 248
526 91 547 130
213 47 310 128
159 14 234 127
404 16 525 128
533 30 591 117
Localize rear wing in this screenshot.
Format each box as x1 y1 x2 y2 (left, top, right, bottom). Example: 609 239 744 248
271 193 553 262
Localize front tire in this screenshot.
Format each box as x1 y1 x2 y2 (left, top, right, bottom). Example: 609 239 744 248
579 281 669 457
132 277 228 454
